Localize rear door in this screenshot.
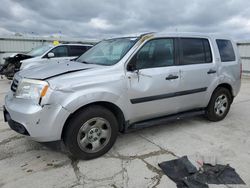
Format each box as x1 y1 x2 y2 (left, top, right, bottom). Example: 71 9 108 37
177 37 217 111
126 38 181 122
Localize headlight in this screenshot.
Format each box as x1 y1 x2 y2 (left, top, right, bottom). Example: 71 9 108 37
15 78 49 104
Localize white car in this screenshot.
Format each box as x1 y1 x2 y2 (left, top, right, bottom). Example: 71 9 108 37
20 43 93 70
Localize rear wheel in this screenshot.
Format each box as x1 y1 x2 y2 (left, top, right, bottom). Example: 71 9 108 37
206 87 232 121
64 105 118 160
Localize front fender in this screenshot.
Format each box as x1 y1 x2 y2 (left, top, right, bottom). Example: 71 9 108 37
50 89 129 120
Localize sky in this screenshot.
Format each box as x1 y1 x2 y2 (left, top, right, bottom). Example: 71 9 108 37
0 0 250 40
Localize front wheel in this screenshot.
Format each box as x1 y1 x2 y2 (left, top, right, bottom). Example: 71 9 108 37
63 105 118 160
206 87 232 121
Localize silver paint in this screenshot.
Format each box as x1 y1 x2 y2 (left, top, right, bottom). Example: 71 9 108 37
4 33 241 142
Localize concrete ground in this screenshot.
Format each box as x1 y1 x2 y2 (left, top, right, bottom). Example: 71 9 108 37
0 77 250 188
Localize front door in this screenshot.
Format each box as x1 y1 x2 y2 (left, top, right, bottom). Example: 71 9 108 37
43 45 70 64
126 38 181 123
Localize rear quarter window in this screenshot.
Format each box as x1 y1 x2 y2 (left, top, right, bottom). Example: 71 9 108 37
216 40 236 62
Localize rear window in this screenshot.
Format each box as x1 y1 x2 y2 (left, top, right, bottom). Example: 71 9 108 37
216 40 236 62
68 46 90 57
180 38 212 65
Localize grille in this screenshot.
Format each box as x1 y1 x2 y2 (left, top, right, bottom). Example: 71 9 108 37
11 78 19 93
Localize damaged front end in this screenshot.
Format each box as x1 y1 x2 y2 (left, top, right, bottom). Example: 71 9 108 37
0 53 32 79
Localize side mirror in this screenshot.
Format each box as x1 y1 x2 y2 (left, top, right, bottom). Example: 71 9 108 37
127 63 137 72
127 56 138 72
47 52 55 58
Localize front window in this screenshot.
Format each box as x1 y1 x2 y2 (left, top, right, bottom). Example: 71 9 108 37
135 38 175 69
76 38 138 66
49 46 68 57
26 45 52 57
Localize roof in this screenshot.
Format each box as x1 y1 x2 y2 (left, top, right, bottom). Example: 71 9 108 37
59 43 93 46
108 32 235 41
153 32 234 40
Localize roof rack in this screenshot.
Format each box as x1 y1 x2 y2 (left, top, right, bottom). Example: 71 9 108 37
139 32 155 38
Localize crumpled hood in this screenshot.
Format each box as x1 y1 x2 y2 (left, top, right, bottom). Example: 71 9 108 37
6 53 32 60
18 60 99 80
4 53 32 64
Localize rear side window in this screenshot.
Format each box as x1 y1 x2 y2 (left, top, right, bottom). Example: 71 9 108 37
68 46 90 57
216 40 236 62
180 38 212 65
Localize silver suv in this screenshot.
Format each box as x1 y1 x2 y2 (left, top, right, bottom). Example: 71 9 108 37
3 33 241 159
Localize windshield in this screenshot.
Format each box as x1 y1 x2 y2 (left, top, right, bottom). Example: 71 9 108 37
76 37 138 66
26 45 52 57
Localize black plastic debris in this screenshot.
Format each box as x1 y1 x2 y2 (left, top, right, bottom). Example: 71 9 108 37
190 164 245 185
158 156 197 183
182 177 208 188
159 156 245 188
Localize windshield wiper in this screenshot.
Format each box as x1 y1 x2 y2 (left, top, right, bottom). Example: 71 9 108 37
70 57 78 61
74 60 93 64
81 61 95 64
79 61 108 66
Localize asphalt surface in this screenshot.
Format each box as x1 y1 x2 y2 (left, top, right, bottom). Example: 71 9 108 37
0 77 250 188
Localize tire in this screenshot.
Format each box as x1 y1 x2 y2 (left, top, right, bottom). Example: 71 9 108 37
6 76 13 80
206 87 232 122
63 105 119 160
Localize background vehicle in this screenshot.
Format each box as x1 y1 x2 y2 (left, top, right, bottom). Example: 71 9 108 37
0 45 52 79
20 43 93 70
4 33 241 159
0 43 93 79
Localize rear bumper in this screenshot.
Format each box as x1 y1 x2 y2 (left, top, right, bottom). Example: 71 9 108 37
4 93 71 142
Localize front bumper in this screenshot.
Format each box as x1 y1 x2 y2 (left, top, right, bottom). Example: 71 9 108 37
3 106 29 135
4 93 71 142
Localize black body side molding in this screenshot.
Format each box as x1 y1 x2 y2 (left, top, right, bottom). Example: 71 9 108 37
127 109 205 131
130 87 207 104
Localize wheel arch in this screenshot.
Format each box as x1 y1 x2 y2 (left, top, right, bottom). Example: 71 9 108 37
216 83 233 99
61 101 126 139
210 83 234 104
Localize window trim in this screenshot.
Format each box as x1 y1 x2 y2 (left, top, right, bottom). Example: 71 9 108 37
127 37 177 70
179 37 213 65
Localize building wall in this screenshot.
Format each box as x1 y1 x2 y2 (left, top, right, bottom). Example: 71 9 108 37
0 53 15 65
237 43 250 74
0 39 48 53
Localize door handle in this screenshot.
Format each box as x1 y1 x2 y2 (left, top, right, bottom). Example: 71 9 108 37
207 69 217 74
165 74 179 80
